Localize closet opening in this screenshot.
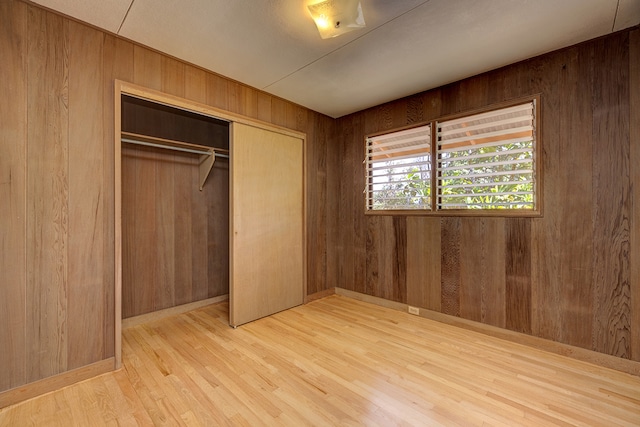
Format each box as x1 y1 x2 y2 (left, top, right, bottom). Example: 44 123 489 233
120 94 231 323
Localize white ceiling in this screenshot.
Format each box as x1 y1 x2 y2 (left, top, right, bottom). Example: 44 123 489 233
29 0 640 118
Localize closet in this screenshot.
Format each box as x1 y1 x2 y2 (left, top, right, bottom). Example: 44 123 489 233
116 81 306 348
120 94 231 319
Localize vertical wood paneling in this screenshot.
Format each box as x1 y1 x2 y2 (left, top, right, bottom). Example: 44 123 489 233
485 220 506 327
240 85 258 119
227 81 241 113
257 92 272 123
591 34 631 358
406 218 441 311
126 148 158 316
325 114 342 291
271 97 287 128
159 57 182 309
287 103 305 132
630 28 640 362
334 114 364 293
539 47 594 348
459 219 484 323
406 94 425 125
392 217 407 303
440 217 461 316
67 21 105 369
184 65 207 104
184 66 211 303
205 161 230 299
459 219 506 327
26 6 69 381
0 0 27 391
365 214 403 301
306 113 330 295
206 73 228 110
505 218 532 334
190 157 209 301
173 153 193 306
133 46 161 90
351 114 367 295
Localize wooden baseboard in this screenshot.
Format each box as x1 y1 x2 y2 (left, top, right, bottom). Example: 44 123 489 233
335 288 640 377
122 295 229 329
305 287 335 303
0 358 115 409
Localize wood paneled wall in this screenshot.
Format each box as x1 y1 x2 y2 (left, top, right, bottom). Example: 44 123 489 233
121 147 230 318
0 0 332 394
330 28 640 361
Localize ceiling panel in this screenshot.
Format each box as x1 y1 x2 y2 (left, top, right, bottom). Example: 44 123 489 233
28 0 640 118
267 0 620 117
118 0 428 90
615 0 640 30
29 0 132 33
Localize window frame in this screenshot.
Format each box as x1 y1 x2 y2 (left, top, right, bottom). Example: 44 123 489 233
364 123 433 212
364 95 542 217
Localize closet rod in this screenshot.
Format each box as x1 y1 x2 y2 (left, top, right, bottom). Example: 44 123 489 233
121 137 229 158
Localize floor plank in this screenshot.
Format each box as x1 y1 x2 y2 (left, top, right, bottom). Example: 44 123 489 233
1 295 639 426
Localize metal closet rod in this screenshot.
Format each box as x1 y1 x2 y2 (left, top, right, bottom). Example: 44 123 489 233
121 137 230 158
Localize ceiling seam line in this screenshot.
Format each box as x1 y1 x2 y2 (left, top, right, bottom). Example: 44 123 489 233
263 0 434 90
117 0 136 34
612 0 620 32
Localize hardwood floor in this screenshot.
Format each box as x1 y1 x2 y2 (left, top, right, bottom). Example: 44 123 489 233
1 295 639 426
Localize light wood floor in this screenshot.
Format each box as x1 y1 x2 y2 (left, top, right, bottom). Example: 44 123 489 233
1 295 639 426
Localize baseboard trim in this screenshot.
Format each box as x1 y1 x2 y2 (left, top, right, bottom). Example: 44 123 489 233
0 358 115 409
305 287 336 303
335 288 640 377
122 295 229 329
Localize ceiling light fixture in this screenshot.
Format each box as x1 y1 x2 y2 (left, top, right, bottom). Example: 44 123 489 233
307 0 365 39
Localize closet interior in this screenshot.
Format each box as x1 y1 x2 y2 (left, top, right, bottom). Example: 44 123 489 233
121 95 230 319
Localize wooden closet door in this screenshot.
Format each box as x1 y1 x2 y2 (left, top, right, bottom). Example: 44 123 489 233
229 123 304 327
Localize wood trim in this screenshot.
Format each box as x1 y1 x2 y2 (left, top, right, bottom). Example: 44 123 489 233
305 287 336 303
114 80 123 369
122 295 229 329
302 130 309 302
335 288 640 376
115 80 306 140
364 209 542 218
0 358 115 409
631 27 640 362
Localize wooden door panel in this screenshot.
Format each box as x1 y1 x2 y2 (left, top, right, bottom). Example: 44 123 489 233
230 123 304 326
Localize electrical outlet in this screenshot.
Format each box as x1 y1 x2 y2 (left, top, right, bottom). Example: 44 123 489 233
408 306 419 315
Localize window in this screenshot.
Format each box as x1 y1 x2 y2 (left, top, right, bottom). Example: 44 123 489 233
365 124 432 211
364 97 540 215
437 101 536 210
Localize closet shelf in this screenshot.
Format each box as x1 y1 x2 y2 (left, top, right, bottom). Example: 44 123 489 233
121 132 229 191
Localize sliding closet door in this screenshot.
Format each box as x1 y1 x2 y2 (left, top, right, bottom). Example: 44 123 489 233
230 123 304 327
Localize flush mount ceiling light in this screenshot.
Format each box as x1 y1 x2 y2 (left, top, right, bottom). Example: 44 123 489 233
307 0 365 39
